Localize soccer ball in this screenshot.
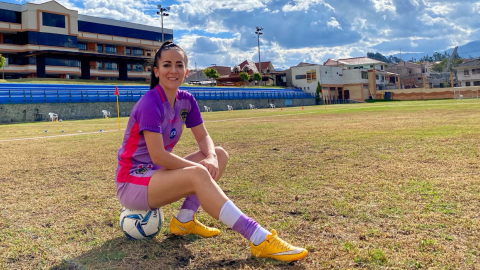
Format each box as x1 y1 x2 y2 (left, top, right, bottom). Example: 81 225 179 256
119 208 164 240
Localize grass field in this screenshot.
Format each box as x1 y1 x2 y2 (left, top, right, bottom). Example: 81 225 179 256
1 99 480 269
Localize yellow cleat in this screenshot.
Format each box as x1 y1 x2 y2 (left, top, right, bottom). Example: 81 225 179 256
169 215 220 238
250 229 308 262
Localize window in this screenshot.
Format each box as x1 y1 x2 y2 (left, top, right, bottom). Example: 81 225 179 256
381 65 384 70
78 42 87 51
78 20 173 42
132 47 143 56
126 47 131 55
97 44 103 53
132 63 144 71
46 58 80 67
473 69 480 75
474 81 480 86
105 62 118 71
464 70 470 76
42 12 65 28
361 71 368 79
375 75 379 80
466 82 471 86
105 44 117 54
22 32 77 48
0 9 21 24
97 62 103 70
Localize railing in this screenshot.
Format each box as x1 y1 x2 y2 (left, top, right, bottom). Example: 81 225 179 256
0 84 315 104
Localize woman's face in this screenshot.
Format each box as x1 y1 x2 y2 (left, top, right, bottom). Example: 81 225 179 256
154 49 188 92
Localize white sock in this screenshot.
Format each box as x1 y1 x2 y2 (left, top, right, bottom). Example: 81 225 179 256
219 200 271 245
176 209 195 223
219 200 242 228
250 226 271 246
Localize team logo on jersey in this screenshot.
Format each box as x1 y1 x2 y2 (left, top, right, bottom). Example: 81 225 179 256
180 109 188 122
170 128 177 139
136 165 147 174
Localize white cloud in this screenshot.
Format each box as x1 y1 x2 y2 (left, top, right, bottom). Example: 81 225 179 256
282 0 334 13
351 17 367 31
327 17 342 29
427 4 452 15
178 0 266 13
370 0 396 13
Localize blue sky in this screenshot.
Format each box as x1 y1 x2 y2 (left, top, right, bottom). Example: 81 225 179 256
7 0 480 70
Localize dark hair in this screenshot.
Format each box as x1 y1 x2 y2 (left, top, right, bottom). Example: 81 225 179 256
150 41 188 89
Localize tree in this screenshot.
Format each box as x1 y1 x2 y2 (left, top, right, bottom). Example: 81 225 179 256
203 68 219 86
0 54 5 79
315 81 323 105
252 72 262 86
239 72 250 86
432 58 463 73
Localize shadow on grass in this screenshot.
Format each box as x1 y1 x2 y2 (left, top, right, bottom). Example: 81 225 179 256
49 235 307 269
365 99 402 103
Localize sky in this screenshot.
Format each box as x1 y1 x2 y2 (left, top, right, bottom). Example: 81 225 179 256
7 0 480 70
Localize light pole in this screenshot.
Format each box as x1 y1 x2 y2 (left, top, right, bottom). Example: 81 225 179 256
255 26 263 84
157 4 170 42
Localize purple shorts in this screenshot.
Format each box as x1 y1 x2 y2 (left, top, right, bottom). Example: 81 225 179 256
116 167 157 210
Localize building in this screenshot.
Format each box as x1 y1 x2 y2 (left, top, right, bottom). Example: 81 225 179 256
216 60 275 86
0 0 172 80
386 61 424 88
324 57 386 71
185 66 231 84
453 58 480 87
288 57 400 102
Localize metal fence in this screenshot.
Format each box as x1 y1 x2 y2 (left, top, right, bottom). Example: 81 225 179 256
0 84 314 104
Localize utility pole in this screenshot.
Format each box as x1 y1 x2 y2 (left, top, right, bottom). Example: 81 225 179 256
255 26 263 76
157 4 170 42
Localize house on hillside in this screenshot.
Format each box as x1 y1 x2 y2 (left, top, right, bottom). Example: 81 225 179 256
216 60 275 86
386 61 424 88
453 58 480 87
324 57 399 99
186 66 231 84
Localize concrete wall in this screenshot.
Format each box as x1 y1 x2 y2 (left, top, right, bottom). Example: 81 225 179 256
0 98 315 123
375 86 480 101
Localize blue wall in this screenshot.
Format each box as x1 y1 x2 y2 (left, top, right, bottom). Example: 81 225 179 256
0 84 314 104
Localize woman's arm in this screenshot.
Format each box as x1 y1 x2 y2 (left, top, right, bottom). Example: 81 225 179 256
191 123 219 179
144 130 200 170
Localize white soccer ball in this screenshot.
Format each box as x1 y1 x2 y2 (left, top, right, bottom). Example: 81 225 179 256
119 208 164 240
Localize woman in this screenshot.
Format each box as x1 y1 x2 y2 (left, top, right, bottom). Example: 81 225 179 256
116 42 307 262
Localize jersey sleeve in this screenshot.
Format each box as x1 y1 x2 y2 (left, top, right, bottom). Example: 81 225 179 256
134 95 163 134
185 94 204 128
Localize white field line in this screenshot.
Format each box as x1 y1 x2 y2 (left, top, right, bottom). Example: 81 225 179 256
0 129 120 142
2 100 480 142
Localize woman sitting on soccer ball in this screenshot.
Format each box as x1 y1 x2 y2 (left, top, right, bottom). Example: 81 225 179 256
115 41 308 262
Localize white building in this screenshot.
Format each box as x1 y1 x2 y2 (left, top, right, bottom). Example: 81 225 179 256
453 58 480 87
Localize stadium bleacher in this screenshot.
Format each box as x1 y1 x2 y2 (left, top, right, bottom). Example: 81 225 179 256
0 84 314 104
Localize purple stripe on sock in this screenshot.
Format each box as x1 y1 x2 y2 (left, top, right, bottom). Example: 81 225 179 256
181 195 200 211
232 214 259 240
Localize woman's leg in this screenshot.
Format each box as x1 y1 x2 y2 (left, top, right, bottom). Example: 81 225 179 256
176 146 229 222
147 164 227 218
147 157 307 261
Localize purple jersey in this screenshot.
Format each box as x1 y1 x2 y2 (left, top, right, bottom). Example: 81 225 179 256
116 85 203 186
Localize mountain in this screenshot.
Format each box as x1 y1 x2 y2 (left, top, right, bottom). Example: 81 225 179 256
391 40 480 62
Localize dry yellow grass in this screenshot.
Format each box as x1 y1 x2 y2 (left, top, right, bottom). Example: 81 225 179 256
1 99 480 269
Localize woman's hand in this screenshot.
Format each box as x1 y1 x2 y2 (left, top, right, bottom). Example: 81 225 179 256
199 154 219 180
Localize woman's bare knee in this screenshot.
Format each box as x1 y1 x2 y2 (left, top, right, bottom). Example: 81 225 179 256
215 146 229 162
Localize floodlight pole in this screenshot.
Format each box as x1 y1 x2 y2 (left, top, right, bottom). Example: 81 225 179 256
157 4 170 42
255 26 263 84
